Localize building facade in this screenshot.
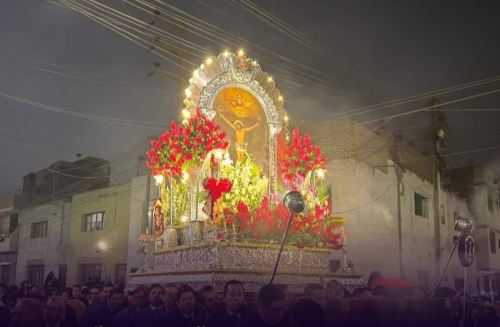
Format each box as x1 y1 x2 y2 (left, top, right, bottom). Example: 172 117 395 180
14 200 71 288
0 197 18 285
67 183 131 286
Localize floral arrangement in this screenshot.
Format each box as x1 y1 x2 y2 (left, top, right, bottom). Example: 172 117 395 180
146 108 228 177
279 128 327 189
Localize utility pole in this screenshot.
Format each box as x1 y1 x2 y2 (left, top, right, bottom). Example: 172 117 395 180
390 133 405 278
429 97 447 280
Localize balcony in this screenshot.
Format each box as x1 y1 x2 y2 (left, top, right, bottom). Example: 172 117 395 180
0 229 18 253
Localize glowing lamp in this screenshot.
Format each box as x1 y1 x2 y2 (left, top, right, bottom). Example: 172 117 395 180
205 57 213 65
237 49 245 57
284 115 289 122
154 174 164 186
180 215 189 224
96 241 107 252
267 76 273 83
278 95 283 102
193 69 199 78
182 109 191 119
185 88 192 98
252 60 258 66
223 50 230 57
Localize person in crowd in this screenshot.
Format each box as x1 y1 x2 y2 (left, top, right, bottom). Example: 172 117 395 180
165 284 198 327
89 286 102 307
325 280 349 300
163 283 178 313
206 280 247 327
112 286 148 327
303 284 326 307
0 288 11 327
83 287 125 327
351 287 374 299
367 271 383 290
236 284 289 327
102 284 114 301
290 298 323 327
71 285 89 307
136 284 166 327
10 297 43 327
42 295 73 327
192 285 218 326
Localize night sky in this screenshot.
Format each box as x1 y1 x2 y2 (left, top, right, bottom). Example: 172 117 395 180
1 0 500 195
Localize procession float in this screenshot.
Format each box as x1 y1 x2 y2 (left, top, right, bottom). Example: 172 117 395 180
128 51 363 293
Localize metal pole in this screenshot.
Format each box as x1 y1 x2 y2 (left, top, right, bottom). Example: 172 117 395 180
170 173 174 226
462 267 467 327
270 211 294 284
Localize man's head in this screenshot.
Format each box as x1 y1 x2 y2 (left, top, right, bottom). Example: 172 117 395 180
107 287 124 312
177 285 196 315
90 286 102 303
224 280 245 313
131 286 148 308
11 298 43 326
148 284 165 308
304 284 326 306
257 284 288 326
43 296 66 325
102 284 113 300
325 280 345 300
164 283 178 310
198 285 218 314
71 285 82 299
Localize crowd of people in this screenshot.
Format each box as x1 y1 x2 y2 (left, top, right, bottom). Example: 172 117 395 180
1 278 500 327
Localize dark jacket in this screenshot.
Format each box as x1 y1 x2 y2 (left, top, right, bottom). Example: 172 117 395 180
134 305 166 327
165 308 199 327
112 305 147 327
235 311 291 327
205 306 248 327
83 302 124 327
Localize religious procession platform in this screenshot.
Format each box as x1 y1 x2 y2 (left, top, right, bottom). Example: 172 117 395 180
128 242 363 293
132 50 363 293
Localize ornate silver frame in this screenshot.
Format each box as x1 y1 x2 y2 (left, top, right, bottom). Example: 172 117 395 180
182 52 288 194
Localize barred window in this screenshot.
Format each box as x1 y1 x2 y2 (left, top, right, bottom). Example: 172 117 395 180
31 221 48 238
83 212 105 232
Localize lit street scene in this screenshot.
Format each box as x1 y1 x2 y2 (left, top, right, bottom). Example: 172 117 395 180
1 1 500 326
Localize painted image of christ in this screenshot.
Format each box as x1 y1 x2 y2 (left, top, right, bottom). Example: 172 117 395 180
219 113 260 162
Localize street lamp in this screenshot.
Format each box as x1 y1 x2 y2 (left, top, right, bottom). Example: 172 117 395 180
96 241 109 284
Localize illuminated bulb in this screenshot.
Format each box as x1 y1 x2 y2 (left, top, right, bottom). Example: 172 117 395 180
278 95 283 102
200 64 205 69
182 171 189 183
182 109 191 119
315 168 326 180
252 60 258 66
154 174 164 186
205 57 213 65
180 215 189 223
267 76 273 83
237 49 245 57
223 50 230 57
193 69 199 78
284 115 289 122
97 241 107 252
185 88 192 98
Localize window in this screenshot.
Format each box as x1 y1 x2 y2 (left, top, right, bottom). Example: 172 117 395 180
30 221 48 238
488 189 494 212
79 264 102 284
27 264 45 289
414 193 428 217
83 212 105 232
490 231 497 254
9 213 18 233
58 265 67 288
417 270 430 291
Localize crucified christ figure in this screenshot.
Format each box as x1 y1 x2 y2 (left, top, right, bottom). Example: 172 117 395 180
219 113 260 162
